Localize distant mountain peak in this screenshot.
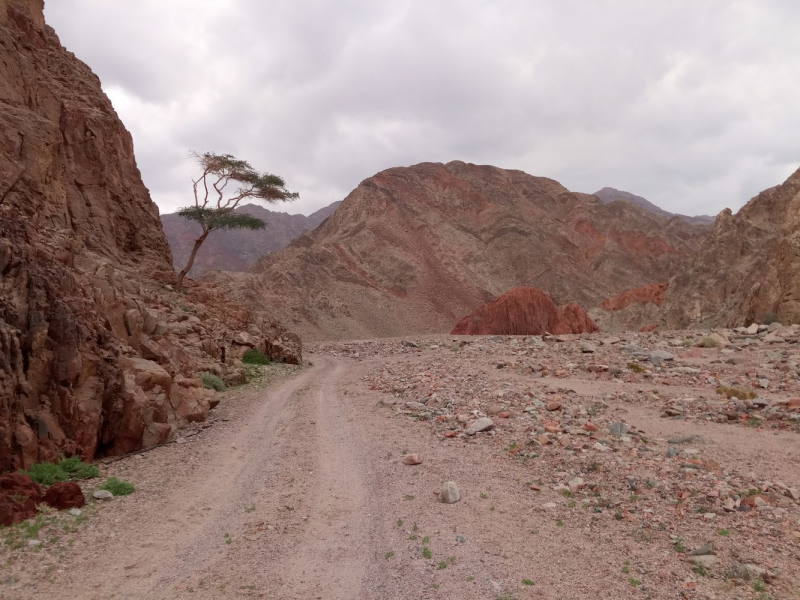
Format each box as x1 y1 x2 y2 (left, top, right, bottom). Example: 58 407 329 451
593 187 715 225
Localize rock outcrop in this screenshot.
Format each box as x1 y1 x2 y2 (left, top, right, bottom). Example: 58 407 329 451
230 161 709 340
161 201 341 275
590 283 669 333
451 287 597 336
661 167 800 329
0 0 300 471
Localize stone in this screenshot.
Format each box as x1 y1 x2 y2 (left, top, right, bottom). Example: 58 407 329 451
93 490 114 501
609 422 628 436
580 342 596 353
465 417 494 435
69 508 83 517
690 555 719 569
43 482 86 510
725 563 766 581
402 340 419 348
690 543 715 556
0 474 44 526
746 323 759 334
441 481 460 504
547 401 562 411
649 350 674 363
403 454 422 465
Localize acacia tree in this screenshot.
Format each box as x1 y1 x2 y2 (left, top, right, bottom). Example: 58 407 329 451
175 151 298 291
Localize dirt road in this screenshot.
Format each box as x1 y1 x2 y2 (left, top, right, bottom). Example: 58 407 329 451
5 339 800 600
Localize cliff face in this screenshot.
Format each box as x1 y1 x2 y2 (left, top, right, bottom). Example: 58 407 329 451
161 202 341 275
232 161 709 340
0 0 300 470
661 167 800 329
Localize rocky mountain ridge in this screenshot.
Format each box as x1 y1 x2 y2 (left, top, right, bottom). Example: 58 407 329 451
210 161 711 340
161 201 341 275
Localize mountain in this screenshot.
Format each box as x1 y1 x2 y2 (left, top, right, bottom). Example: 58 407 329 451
661 167 800 328
0 0 298 470
207 161 711 340
594 187 715 225
161 202 341 274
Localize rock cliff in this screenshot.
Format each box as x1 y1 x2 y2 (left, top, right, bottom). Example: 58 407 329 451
0 0 299 470
661 167 800 328
229 161 709 340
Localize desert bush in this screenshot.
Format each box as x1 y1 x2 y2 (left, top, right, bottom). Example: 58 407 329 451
58 457 99 480
628 363 646 373
22 457 98 486
697 336 719 348
242 348 270 365
200 371 226 392
100 477 135 496
716 385 757 400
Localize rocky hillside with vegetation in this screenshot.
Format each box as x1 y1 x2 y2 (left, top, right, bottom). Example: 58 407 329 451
0 0 299 471
161 201 341 275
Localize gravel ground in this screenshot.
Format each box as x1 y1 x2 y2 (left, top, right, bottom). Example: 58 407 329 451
2 330 799 599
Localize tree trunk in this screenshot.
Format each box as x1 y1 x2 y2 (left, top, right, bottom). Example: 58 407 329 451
175 230 210 291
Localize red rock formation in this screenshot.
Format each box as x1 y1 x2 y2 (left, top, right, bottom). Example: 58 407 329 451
0 473 43 526
662 167 800 328
0 0 301 470
43 482 85 510
237 161 709 340
601 283 669 312
451 287 598 336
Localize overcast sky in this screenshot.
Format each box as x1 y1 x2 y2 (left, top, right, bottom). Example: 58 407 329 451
46 1 799 217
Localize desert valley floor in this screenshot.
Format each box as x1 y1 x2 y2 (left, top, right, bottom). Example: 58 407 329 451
2 330 800 600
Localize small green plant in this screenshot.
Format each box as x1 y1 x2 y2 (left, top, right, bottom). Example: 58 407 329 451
100 477 135 496
422 536 430 544
568 500 577 508
200 371 226 391
697 336 720 348
385 551 395 559
437 561 447 570
673 537 686 552
412 524 418 532
628 578 642 587
58 457 99 480
422 547 432 559
622 564 630 574
522 579 535 586
480 492 489 499
716 385 757 400
242 348 270 365
244 505 256 513
224 533 232 545
748 417 761 427
556 520 564 527
561 489 573 498
466 576 474 582
22 463 68 487
753 580 766 592
404 494 416 501
397 519 403 527
628 362 646 373
693 564 708 577
717 529 730 537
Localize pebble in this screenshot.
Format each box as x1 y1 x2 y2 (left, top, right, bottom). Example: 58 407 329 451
93 490 114 500
403 453 422 465
465 417 494 435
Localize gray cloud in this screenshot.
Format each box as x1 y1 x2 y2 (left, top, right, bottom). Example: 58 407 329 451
45 0 800 217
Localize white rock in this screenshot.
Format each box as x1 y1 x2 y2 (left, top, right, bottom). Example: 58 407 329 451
93 490 114 500
465 417 494 435
441 481 461 504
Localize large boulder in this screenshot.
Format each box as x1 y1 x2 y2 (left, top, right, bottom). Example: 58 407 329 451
452 287 598 336
43 482 86 510
0 473 43 526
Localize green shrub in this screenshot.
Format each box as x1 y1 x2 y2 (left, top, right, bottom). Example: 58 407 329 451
100 477 135 496
22 462 69 487
58 457 99 480
697 336 719 348
242 348 270 365
200 371 226 392
628 362 646 373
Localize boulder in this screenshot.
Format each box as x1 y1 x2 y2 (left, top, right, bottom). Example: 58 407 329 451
43 482 86 510
441 481 461 504
0 474 44 526
452 288 598 336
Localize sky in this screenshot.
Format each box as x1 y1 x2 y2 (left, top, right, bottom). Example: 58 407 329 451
46 1 800 217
